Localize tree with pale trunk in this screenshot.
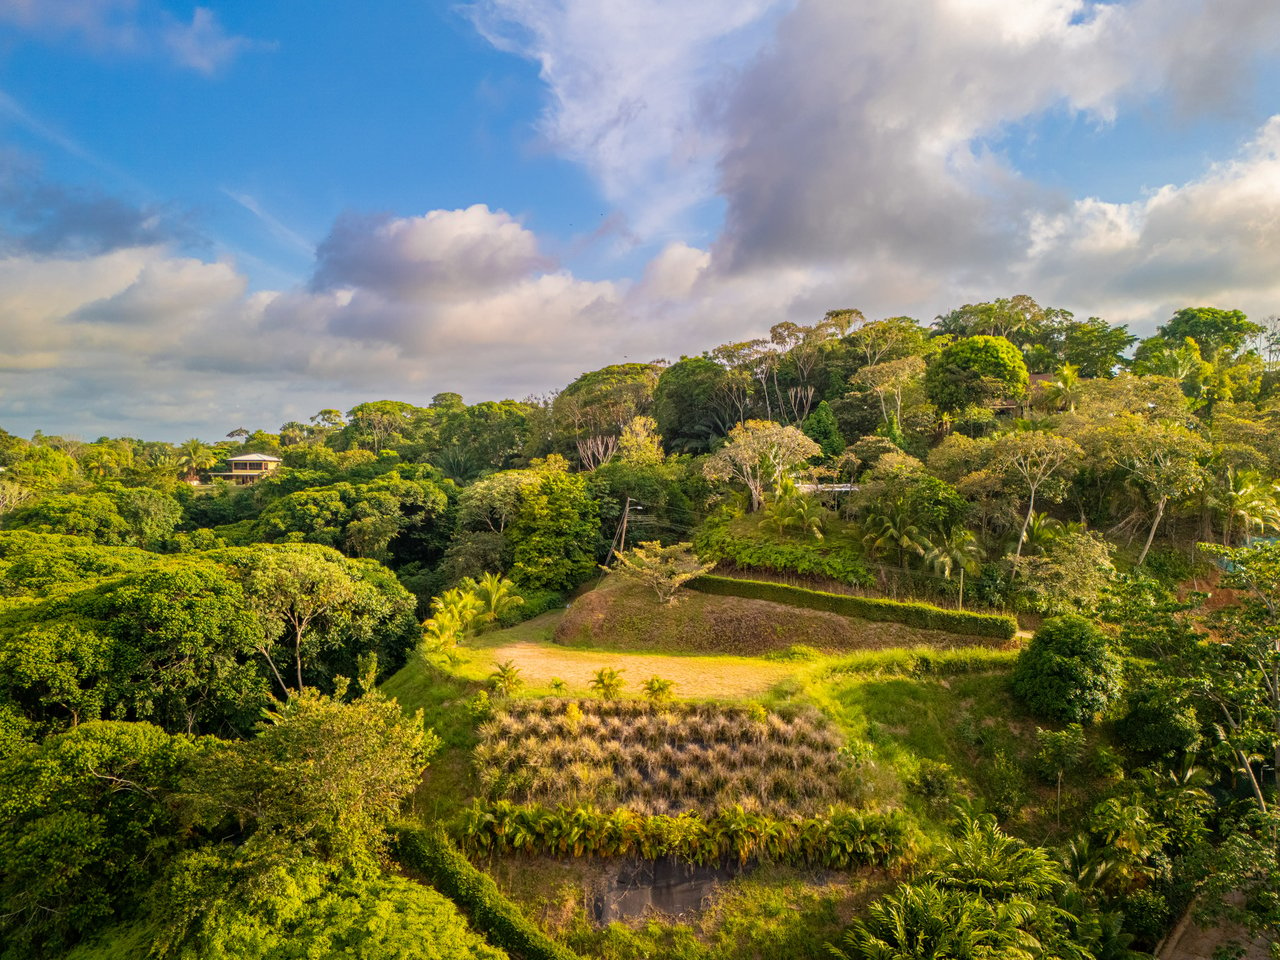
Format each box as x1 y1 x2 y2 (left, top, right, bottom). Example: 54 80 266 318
853 355 926 428
702 420 820 512
1082 415 1209 566
987 431 1082 562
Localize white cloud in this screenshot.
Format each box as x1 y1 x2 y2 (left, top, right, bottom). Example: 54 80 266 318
313 205 550 298
468 0 788 241
471 0 1280 339
162 7 260 75
1019 115 1280 322
0 1 266 73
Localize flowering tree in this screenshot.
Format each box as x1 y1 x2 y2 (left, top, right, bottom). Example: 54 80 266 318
702 420 820 512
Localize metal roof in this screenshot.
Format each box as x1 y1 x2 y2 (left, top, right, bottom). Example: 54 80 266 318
225 453 282 462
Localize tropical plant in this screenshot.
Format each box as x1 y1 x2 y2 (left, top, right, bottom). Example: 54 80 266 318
641 676 674 704
761 478 828 540
1035 724 1086 826
924 527 983 609
1215 466 1280 546
862 505 931 569
1043 362 1084 412
489 660 524 698
461 572 525 625
1012 615 1122 724
176 438 218 482
831 882 1039 960
609 541 715 604
589 668 624 700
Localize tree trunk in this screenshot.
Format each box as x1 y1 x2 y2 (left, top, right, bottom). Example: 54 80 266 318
259 647 290 700
1015 488 1037 561
958 567 965 611
1136 497 1167 566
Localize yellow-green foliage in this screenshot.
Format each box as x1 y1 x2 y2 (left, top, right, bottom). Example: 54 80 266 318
473 699 846 817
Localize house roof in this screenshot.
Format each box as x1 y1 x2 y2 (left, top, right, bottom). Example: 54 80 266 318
226 453 282 463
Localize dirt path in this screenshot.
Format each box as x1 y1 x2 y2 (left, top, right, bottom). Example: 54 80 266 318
477 641 796 699
1160 912 1274 960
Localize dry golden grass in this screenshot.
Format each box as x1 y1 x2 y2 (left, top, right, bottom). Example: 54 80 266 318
480 641 793 698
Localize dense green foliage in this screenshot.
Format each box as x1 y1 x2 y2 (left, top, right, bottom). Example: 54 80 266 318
393 823 579 960
1011 615 1122 724
7 296 1280 957
0 535 418 737
458 801 912 869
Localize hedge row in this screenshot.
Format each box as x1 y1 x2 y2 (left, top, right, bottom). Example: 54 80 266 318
688 575 1018 641
392 822 579 960
458 801 912 870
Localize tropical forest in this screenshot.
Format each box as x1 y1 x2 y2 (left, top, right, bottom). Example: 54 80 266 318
2 298 1279 960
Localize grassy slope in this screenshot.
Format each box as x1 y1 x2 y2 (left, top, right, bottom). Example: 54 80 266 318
381 580 1098 957
556 577 991 656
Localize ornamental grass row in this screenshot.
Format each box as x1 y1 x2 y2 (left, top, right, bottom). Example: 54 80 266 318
458 800 912 870
475 700 846 815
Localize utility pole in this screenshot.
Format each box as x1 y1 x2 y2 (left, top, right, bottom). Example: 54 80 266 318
605 497 641 566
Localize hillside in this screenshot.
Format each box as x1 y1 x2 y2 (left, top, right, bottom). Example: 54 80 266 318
555 576 1009 656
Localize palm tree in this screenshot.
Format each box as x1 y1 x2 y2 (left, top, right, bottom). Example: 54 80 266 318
832 882 1038 960
489 659 523 698
925 528 983 609
176 438 217 482
1044 363 1083 413
863 506 931 569
1015 510 1062 557
642 676 674 704
762 479 827 540
1216 466 1280 546
465 572 525 626
928 813 1067 901
589 667 624 700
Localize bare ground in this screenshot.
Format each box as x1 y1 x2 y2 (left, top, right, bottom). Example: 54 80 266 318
478 640 795 699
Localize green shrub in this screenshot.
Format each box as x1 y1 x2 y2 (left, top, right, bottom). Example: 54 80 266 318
1011 615 1122 724
497 588 562 627
909 759 954 802
456 802 912 870
693 525 872 586
688 575 1017 640
1140 548 1195 586
1115 684 1200 759
392 823 579 960
824 648 1018 678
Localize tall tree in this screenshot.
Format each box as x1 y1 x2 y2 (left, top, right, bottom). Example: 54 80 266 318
702 420 821 512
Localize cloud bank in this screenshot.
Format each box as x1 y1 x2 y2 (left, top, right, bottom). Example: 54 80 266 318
3 0 1280 439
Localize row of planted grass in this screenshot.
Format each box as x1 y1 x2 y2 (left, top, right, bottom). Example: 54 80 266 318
458 800 914 869
475 698 847 816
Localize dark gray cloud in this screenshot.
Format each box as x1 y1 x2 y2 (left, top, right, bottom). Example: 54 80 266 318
0 159 193 256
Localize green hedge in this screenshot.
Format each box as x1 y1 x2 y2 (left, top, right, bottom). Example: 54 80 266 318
458 801 912 870
392 823 579 960
688 575 1017 641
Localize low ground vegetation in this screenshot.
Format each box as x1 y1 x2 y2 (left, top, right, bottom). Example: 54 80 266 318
474 699 845 816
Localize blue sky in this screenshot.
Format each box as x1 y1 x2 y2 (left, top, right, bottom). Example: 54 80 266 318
1 0 1279 440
